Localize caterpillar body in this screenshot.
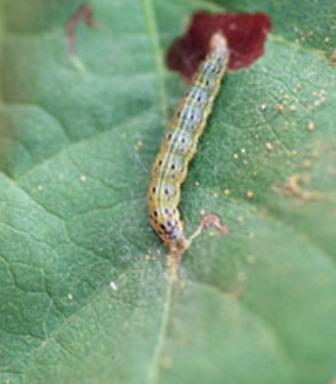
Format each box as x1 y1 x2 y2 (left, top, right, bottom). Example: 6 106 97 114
147 32 229 265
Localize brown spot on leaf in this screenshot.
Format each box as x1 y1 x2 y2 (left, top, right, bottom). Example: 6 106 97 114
199 213 229 236
284 173 321 201
329 50 336 66
65 3 97 55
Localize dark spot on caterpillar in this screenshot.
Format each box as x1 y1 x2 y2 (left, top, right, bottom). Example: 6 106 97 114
171 164 175 170
166 11 272 80
158 159 163 166
154 210 158 217
160 223 166 231
169 232 178 240
167 132 173 140
152 186 156 193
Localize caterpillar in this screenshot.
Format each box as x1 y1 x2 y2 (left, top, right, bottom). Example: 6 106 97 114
147 32 229 275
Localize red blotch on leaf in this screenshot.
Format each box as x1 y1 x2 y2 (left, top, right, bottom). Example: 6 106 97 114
166 11 272 81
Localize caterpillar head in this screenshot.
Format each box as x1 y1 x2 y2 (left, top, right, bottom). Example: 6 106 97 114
209 32 228 52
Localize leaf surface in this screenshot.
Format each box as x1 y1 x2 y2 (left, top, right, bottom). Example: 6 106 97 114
0 0 335 383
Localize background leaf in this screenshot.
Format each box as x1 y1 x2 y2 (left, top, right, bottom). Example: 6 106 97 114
0 0 335 383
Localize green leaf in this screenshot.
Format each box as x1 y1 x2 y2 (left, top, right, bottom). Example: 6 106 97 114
1 0 335 383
